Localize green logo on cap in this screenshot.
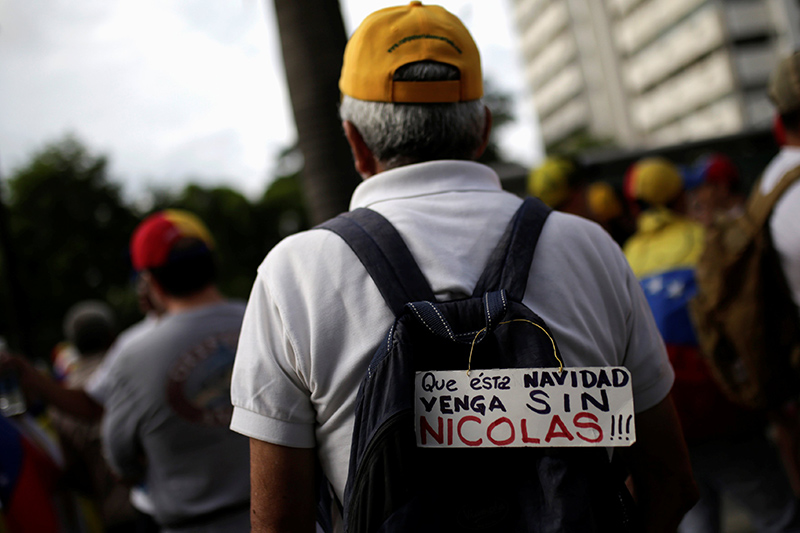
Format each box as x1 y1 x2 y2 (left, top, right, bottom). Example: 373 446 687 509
388 34 462 54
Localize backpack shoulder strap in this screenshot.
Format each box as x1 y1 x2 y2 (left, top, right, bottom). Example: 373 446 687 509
749 165 800 225
317 208 436 317
472 197 552 302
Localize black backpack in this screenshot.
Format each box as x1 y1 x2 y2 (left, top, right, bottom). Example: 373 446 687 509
319 197 640 533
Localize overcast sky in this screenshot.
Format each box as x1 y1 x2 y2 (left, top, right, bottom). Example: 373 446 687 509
0 0 543 201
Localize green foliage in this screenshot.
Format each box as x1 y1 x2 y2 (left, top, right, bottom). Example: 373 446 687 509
260 170 309 240
2 136 139 356
257 145 310 244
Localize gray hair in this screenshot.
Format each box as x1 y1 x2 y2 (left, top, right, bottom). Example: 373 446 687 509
339 62 487 170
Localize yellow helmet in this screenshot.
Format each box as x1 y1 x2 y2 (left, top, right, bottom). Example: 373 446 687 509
623 157 683 206
527 156 576 208
586 182 623 222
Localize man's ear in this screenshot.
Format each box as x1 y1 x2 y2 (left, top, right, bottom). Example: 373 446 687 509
343 121 378 179
139 271 167 310
137 272 167 316
473 106 493 160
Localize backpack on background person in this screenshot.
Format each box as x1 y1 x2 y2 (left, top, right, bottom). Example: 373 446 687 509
690 167 800 410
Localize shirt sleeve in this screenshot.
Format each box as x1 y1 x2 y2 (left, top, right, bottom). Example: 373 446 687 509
84 355 113 404
229 266 316 448
771 181 800 315
101 372 146 482
86 316 157 404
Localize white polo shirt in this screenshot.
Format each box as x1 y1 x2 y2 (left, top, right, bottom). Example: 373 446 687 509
759 146 800 315
230 160 673 500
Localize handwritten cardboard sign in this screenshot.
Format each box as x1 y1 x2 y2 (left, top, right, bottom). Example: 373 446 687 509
414 367 635 448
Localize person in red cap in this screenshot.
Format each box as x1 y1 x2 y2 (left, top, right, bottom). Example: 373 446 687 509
98 209 251 532
685 153 745 227
231 4 696 533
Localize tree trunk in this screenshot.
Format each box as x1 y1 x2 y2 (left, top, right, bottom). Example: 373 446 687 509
273 0 361 224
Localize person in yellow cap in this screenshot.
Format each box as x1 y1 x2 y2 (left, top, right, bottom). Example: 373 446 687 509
527 156 591 217
231 4 697 532
585 180 635 245
623 157 702 276
528 156 575 208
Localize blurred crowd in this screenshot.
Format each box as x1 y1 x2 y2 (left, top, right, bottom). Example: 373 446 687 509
528 145 800 531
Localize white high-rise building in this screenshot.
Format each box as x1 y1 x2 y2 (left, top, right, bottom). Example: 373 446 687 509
512 0 800 151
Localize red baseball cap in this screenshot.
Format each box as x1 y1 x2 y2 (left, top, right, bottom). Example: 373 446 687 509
696 153 739 188
130 210 215 271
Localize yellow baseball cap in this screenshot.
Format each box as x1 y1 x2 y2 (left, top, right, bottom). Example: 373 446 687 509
587 182 623 222
527 156 575 208
339 2 483 103
623 157 683 206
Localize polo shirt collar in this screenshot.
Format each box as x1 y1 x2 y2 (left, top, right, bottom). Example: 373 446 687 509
350 160 502 210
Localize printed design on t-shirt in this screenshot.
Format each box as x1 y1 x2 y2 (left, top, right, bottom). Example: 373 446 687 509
166 331 239 426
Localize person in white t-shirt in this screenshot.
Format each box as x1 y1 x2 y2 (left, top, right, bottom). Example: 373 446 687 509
230 3 698 532
762 51 800 317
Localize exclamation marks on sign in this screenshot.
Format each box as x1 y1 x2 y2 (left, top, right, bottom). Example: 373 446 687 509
608 414 633 441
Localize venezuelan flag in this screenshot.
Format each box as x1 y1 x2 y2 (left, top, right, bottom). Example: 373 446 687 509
0 415 62 532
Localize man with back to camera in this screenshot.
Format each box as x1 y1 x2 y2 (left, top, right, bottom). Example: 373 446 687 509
99 209 251 532
229 3 698 532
